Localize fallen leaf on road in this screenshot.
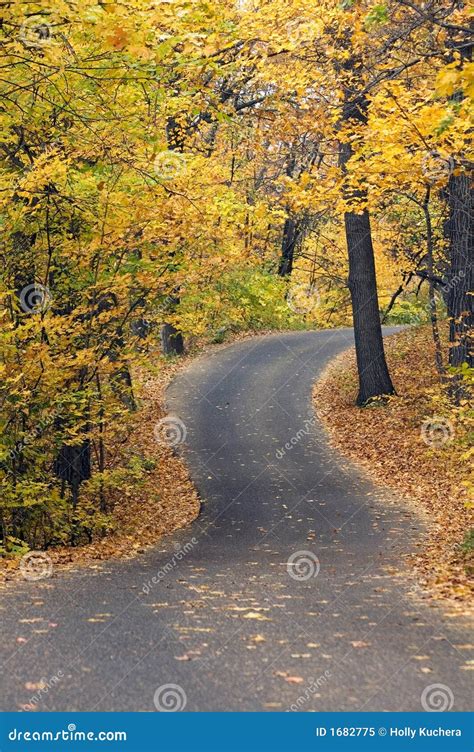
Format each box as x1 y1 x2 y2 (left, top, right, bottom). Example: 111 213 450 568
275 671 304 684
25 682 46 690
242 612 270 621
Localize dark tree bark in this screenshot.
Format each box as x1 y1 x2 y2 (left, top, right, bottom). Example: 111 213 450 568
278 151 300 277
445 171 473 371
278 217 299 276
160 322 184 355
131 317 151 339
159 287 184 356
53 441 91 509
443 29 473 395
54 440 91 545
423 187 446 379
108 330 136 411
158 117 186 355
339 95 395 406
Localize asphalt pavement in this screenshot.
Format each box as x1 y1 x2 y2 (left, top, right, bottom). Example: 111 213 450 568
1 329 471 712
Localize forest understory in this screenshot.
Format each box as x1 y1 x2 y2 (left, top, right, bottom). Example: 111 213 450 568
0 349 201 583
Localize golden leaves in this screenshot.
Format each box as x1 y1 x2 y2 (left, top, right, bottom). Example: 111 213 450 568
106 26 129 50
242 611 270 621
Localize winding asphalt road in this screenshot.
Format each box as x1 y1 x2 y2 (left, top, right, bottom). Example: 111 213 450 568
1 330 472 712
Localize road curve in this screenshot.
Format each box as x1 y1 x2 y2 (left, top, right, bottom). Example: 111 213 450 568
0 329 471 712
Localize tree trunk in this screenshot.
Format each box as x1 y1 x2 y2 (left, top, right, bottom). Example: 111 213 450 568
423 186 446 379
160 116 186 354
105 317 136 411
343 208 395 404
110 359 136 411
339 95 395 405
443 34 472 399
53 441 91 490
53 440 92 542
278 217 299 276
445 171 473 372
160 322 184 355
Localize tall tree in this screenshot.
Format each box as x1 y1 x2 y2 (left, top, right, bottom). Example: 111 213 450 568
446 172 473 370
339 86 395 404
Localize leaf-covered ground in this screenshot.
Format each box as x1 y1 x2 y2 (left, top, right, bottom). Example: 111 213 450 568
0 354 200 582
313 326 473 609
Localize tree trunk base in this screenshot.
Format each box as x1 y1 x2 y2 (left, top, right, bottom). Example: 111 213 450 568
160 323 184 355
